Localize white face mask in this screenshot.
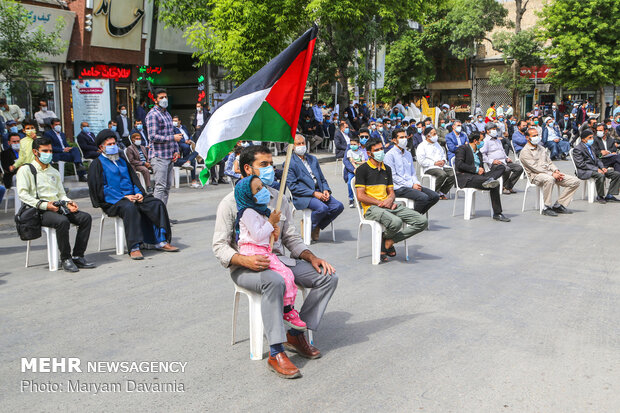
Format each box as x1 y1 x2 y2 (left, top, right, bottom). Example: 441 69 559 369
173 121 179 127
530 135 541 145
158 98 168 108
596 131 604 138
134 140 142 146
429 135 438 143
455 126 462 133
489 129 498 138
397 138 408 149
294 145 307 156
41 106 48 112
11 143 20 150
121 109 127 115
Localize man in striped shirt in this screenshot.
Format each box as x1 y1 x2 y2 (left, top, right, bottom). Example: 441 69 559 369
146 89 181 205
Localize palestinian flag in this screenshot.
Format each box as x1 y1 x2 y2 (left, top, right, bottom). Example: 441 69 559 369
196 25 318 185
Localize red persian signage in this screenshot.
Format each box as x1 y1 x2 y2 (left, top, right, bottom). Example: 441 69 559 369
519 65 550 79
79 64 132 81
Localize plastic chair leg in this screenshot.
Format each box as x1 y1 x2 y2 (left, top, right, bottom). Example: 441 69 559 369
522 186 528 212
331 222 336 242
231 290 240 345
45 227 59 271
587 180 595 203
248 292 264 360
114 218 125 255
173 167 180 189
98 215 105 251
25 240 31 267
371 225 382 265
464 192 473 220
58 161 65 182
302 210 312 245
356 224 362 259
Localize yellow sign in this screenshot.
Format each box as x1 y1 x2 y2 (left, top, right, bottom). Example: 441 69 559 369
533 88 539 102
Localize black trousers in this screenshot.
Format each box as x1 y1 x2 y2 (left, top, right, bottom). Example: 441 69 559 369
41 210 92 260
463 167 504 215
591 170 620 197
601 154 620 171
210 159 226 181
105 197 171 250
490 162 523 190
394 186 440 214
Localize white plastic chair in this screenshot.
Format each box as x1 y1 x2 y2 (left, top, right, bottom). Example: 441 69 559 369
511 140 526 180
568 148 596 203
97 213 126 255
285 188 335 245
25 226 78 271
334 158 342 175
3 187 20 214
450 158 493 220
56 161 78 183
351 178 408 265
231 283 313 360
173 166 192 189
521 169 545 214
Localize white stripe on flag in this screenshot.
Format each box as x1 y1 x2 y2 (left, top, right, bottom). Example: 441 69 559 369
195 88 272 160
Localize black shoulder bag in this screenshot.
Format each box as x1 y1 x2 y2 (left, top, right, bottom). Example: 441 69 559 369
15 164 44 241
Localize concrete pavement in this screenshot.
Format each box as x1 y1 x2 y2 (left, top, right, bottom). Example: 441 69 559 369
0 159 618 412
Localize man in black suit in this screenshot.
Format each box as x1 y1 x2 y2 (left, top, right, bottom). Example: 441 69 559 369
334 121 350 160
42 118 87 181
593 123 620 170
130 119 149 147
1 132 20 188
115 104 132 147
345 101 359 130
454 131 510 222
76 122 99 159
191 101 211 133
573 129 620 203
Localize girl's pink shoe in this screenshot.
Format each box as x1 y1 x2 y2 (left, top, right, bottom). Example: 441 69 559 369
283 308 307 331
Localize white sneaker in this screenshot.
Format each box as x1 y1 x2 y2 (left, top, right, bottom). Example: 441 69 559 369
181 162 193 170
191 182 201 188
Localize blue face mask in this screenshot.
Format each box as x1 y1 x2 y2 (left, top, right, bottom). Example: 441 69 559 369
417 128 423 134
344 128 350 134
136 124 143 130
360 137 368 145
257 165 275 186
254 187 271 205
372 150 385 162
82 127 90 133
9 126 18 133
586 139 594 146
350 144 359 151
476 142 484 149
110 126 117 132
38 151 53 164
105 144 119 155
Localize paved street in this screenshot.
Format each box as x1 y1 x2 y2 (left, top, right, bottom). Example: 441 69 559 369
0 159 618 412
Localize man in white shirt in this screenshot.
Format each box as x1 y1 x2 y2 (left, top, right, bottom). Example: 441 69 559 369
34 100 57 132
0 98 24 130
384 129 439 214
417 126 455 198
480 122 523 194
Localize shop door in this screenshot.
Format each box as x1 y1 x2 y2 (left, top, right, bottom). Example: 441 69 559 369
115 86 130 118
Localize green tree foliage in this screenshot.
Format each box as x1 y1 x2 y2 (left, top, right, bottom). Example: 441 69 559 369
539 0 620 99
384 0 508 98
0 0 65 88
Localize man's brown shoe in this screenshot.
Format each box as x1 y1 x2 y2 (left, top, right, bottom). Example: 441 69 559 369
129 250 144 260
284 332 321 359
267 352 301 379
157 243 179 252
311 227 320 242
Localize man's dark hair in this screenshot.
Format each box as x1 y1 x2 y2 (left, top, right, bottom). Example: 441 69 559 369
50 118 61 125
108 120 116 125
39 100 47 106
154 88 167 97
0 98 6 105
392 128 406 140
8 132 20 141
358 127 370 135
349 135 360 143
22 119 37 129
365 136 383 152
33 137 52 150
239 145 272 177
416 121 423 127
119 104 127 110
490 101 496 107
469 131 483 143
233 145 243 155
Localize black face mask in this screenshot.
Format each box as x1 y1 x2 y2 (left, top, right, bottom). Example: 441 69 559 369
520 127 528 133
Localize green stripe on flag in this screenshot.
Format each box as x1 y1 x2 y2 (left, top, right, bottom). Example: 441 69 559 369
199 101 294 185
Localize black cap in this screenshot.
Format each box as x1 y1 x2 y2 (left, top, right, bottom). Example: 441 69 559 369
580 129 594 139
95 129 117 147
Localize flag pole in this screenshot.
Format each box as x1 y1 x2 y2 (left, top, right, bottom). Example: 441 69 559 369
270 142 294 249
